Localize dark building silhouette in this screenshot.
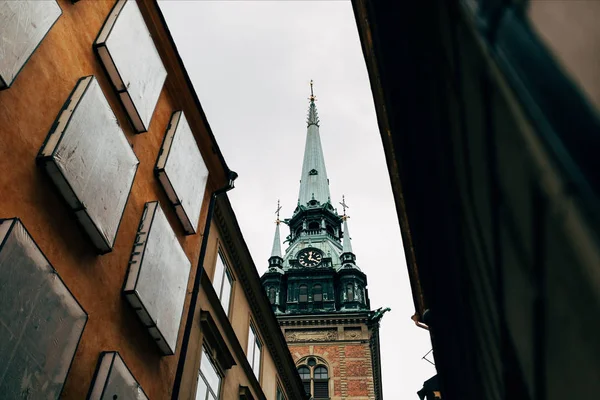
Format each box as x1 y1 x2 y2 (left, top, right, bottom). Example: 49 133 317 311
351 1 600 399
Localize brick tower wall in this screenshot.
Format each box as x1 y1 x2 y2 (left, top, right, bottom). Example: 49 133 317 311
284 324 376 399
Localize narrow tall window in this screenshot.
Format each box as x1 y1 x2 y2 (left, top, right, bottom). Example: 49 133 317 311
347 284 354 301
326 224 334 236
299 285 308 303
213 253 233 316
276 385 286 400
313 284 323 302
196 348 221 400
298 366 311 396
297 363 330 399
313 366 329 399
247 324 262 380
269 287 277 304
313 284 323 309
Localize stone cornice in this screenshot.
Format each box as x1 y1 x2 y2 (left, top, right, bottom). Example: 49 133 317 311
278 312 371 327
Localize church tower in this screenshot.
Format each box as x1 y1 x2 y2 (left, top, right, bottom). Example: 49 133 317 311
261 83 387 400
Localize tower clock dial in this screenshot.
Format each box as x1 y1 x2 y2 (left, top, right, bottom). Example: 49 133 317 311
298 248 323 267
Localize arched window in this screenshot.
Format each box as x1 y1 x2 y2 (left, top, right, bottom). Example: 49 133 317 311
313 366 329 399
326 224 334 236
299 285 308 309
313 284 323 303
347 284 354 302
269 287 276 304
297 363 330 399
298 366 311 396
308 221 320 230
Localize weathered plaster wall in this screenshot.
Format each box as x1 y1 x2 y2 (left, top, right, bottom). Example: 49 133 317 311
0 0 213 398
198 221 286 400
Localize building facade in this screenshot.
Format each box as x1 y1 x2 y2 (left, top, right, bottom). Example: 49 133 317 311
351 1 600 399
261 90 386 399
0 1 305 399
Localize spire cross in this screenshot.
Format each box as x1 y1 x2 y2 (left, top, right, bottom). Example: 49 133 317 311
309 80 316 102
340 195 350 220
275 199 282 224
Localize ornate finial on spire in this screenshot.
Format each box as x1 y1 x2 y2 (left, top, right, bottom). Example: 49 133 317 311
275 199 282 225
307 80 320 127
340 195 350 220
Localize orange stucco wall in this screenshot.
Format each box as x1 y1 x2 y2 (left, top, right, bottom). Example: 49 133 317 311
0 3 296 399
0 0 213 398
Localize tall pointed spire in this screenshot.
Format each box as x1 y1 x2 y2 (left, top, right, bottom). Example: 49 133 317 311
340 195 357 266
269 200 284 270
298 80 330 206
342 217 353 254
271 222 282 258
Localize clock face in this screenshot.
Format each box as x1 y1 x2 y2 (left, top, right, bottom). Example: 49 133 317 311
298 249 323 267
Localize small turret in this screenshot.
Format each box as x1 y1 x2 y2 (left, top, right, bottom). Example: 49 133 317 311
339 196 358 267
268 200 284 271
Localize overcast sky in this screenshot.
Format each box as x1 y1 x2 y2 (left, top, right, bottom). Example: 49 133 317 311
160 1 435 398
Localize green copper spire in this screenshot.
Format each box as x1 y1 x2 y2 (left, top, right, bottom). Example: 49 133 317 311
298 80 330 206
271 221 282 258
268 201 284 271
340 195 353 254
342 217 353 254
271 200 283 258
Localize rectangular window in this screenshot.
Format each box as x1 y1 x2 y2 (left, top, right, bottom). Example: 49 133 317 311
196 348 221 400
299 285 308 302
247 324 262 380
0 0 62 89
37 76 139 253
313 284 323 302
212 253 233 316
93 0 167 133
123 202 192 355
276 385 286 400
155 111 209 235
0 218 87 398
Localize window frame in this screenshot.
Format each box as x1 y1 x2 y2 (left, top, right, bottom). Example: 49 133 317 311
347 283 355 302
313 283 323 303
297 366 311 397
212 250 233 316
196 346 222 400
299 284 308 303
297 363 330 399
247 322 263 382
276 383 287 400
313 366 329 399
